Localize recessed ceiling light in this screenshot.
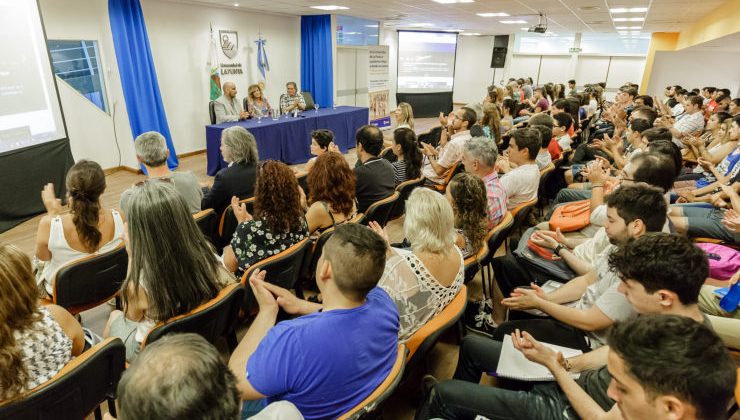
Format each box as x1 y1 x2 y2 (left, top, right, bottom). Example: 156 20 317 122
460 32 481 36
500 20 527 24
365 24 379 28
586 20 608 24
310 5 349 10
613 17 645 22
520 27 529 30
477 12 509 17
615 26 642 29
444 29 463 32
610 7 648 13
579 6 600 11
408 23 434 27
233 3 239 6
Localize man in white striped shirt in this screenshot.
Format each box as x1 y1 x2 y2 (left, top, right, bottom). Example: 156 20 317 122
658 95 705 148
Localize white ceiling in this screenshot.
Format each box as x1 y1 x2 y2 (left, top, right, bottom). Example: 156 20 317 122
162 0 728 35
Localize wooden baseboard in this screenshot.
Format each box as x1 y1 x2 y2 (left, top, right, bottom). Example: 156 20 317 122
177 149 206 159
102 150 205 175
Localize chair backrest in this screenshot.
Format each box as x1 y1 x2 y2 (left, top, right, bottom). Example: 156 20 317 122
243 97 249 113
388 176 424 221
405 285 467 373
193 208 217 245
337 344 407 420
482 212 514 266
240 238 312 312
431 161 465 192
51 244 128 315
209 101 216 124
302 91 315 109
510 198 538 236
219 197 255 243
0 338 125 420
141 283 246 349
463 238 489 284
537 163 557 203
360 191 401 227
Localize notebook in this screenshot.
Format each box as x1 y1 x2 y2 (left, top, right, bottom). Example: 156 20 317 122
495 334 583 381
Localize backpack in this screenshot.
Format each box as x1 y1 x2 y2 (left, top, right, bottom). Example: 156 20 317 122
549 199 591 232
513 227 576 281
695 243 740 280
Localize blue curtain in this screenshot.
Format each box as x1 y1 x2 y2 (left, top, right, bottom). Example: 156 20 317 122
109 0 178 170
300 15 333 108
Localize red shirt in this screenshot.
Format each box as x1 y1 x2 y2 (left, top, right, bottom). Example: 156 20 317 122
547 138 562 160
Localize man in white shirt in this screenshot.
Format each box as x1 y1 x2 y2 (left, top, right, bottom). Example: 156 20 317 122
659 95 705 147
420 107 476 184
496 127 541 209
213 82 249 123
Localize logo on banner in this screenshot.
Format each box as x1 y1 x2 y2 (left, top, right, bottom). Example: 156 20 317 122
219 30 238 59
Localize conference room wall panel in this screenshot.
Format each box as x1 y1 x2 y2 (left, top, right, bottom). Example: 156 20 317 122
380 28 398 111
452 35 495 105
647 50 740 97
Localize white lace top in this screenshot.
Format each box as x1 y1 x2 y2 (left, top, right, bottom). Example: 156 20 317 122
378 247 464 343
14 306 73 391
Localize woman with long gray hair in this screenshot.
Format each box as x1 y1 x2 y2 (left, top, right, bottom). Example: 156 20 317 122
105 181 234 361
202 126 259 215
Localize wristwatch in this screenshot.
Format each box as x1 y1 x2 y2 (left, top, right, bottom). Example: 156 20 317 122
553 244 566 256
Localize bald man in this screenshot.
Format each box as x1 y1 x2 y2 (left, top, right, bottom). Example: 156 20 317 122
214 82 249 123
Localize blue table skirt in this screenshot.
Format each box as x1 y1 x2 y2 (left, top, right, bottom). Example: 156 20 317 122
205 106 369 176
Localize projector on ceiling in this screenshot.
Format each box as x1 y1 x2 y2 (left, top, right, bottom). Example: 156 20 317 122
528 24 547 33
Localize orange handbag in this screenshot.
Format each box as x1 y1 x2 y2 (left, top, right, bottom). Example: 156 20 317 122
549 199 591 232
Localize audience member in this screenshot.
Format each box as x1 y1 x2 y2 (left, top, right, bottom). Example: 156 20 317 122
302 129 334 174
354 125 396 212
36 160 124 297
532 124 555 167
497 128 541 209
305 152 357 234
121 131 202 213
552 112 573 152
104 181 234 361
214 82 249 123
567 79 577 97
659 95 705 146
201 126 259 216
421 107 476 185
461 137 507 227
115 334 241 420
394 102 415 129
372 188 464 341
246 84 272 118
0 244 84 400
228 224 399 419
390 127 423 184
445 173 488 258
280 82 306 114
224 161 309 274
500 99 516 134
527 87 549 113
480 103 502 144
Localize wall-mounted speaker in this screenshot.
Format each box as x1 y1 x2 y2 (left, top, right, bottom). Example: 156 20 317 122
491 35 509 68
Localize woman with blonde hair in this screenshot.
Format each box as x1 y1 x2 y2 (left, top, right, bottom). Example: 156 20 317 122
394 102 415 130
481 103 502 144
0 243 84 400
371 187 464 342
246 83 273 118
35 160 124 298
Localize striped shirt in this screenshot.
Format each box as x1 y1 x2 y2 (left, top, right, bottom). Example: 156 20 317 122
482 171 508 228
392 160 408 184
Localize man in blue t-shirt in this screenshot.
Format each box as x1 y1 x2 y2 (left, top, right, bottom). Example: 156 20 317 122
228 223 400 419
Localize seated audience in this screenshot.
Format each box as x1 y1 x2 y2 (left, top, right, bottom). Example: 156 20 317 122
224 161 309 274
678 116 739 190
420 107 476 185
280 82 306 114
201 126 259 216
526 87 549 113
214 82 249 123
394 102 415 130
480 103 502 144
372 188 465 342
302 129 334 174
354 125 396 213
246 83 272 118
36 160 124 297
496 127 541 209
658 95 705 146
114 334 241 420
105 181 234 361
552 112 573 152
683 112 733 165
0 244 84 400
422 233 736 420
500 98 516 134
461 137 507 227
390 127 423 185
305 152 357 234
532 125 555 168
228 224 399 419
121 131 202 213
445 173 488 258
567 79 577 96
699 269 740 349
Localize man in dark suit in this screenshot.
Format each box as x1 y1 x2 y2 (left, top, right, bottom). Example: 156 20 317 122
353 125 395 213
202 126 259 216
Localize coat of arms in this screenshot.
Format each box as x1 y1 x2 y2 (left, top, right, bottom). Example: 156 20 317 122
219 30 238 59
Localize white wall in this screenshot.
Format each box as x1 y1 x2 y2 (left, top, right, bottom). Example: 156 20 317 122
452 35 494 105
39 0 301 170
647 50 740 97
380 28 398 110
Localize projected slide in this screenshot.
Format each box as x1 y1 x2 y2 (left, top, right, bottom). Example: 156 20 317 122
0 0 66 153
397 31 457 93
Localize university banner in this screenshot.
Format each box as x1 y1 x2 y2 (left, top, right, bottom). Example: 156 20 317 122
368 45 390 128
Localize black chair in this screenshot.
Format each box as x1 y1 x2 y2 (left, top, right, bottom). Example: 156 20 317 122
418 126 442 149
218 197 255 248
209 101 216 124
44 244 128 316
302 91 315 109
193 208 217 245
388 177 424 221
142 283 246 352
240 238 312 313
479 212 514 300
508 198 538 251
536 162 556 217
360 191 401 227
0 338 126 420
